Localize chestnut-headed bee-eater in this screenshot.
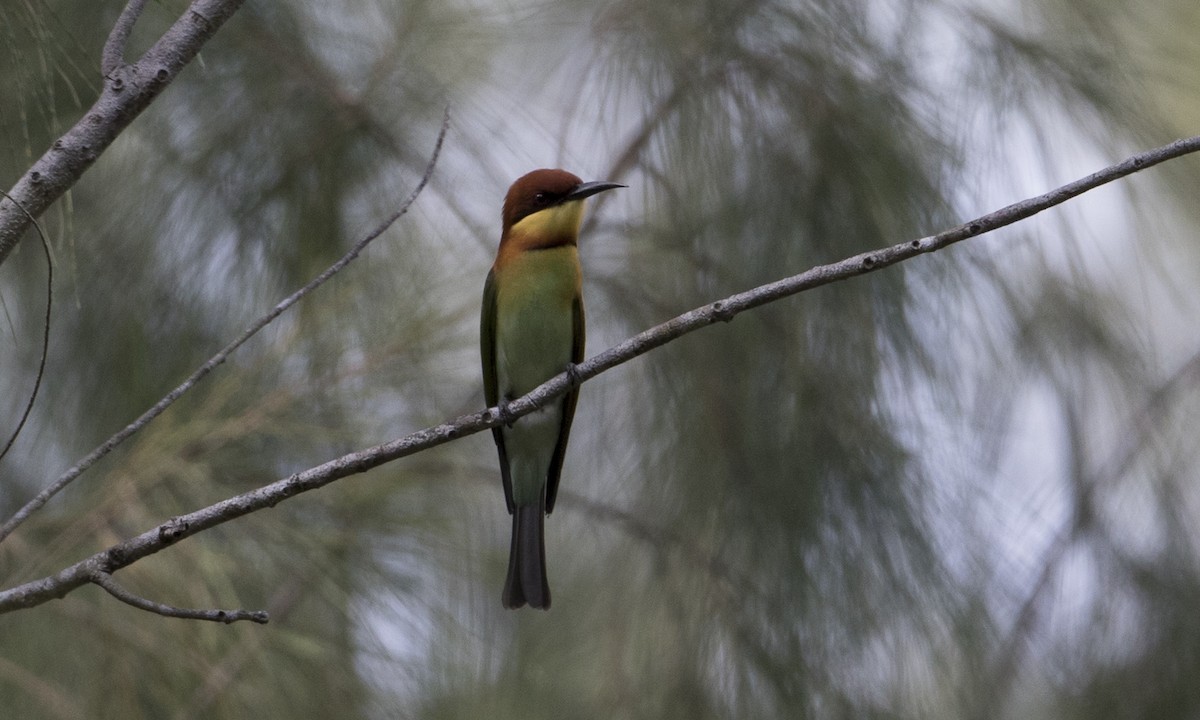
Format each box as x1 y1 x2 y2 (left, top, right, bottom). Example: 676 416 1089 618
481 169 624 609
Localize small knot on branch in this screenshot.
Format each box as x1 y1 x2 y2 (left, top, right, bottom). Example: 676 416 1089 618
158 516 189 543
710 301 734 322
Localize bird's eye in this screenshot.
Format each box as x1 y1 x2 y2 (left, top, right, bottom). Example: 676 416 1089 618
534 192 548 205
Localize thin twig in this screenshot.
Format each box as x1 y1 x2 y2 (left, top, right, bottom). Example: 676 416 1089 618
0 135 1197 616
92 570 268 624
0 191 52 464
100 0 150 76
0 109 449 545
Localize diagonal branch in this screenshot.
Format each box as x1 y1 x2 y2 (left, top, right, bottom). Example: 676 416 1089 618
0 110 449 545
0 135 1197 617
0 0 248 266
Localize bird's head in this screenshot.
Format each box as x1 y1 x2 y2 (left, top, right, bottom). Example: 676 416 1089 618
501 169 624 245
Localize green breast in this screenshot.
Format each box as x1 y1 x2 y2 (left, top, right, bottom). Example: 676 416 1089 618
494 246 581 398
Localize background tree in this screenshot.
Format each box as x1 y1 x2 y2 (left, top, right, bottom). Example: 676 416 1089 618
2 0 1199 718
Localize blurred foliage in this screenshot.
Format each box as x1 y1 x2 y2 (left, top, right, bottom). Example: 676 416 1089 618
2 0 1200 718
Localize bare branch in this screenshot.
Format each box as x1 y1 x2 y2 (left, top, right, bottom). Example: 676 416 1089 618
0 135 1197 617
0 110 450 544
92 571 268 624
101 0 150 76
0 0 248 266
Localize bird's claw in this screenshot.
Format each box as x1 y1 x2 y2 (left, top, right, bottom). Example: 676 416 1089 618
565 362 582 389
496 398 517 428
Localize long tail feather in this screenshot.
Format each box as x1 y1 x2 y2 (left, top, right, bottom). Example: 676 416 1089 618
502 504 550 610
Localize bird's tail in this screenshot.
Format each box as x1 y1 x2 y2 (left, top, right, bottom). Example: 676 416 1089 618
503 503 550 609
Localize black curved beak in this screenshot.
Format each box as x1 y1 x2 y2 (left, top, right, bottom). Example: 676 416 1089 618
565 181 626 202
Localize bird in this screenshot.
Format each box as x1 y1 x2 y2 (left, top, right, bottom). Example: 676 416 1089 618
481 169 624 609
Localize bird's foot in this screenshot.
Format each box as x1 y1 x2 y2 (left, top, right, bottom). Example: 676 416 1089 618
495 398 518 428
565 362 583 389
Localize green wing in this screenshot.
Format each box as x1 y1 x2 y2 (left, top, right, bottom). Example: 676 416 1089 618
481 269 515 513
545 292 584 514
